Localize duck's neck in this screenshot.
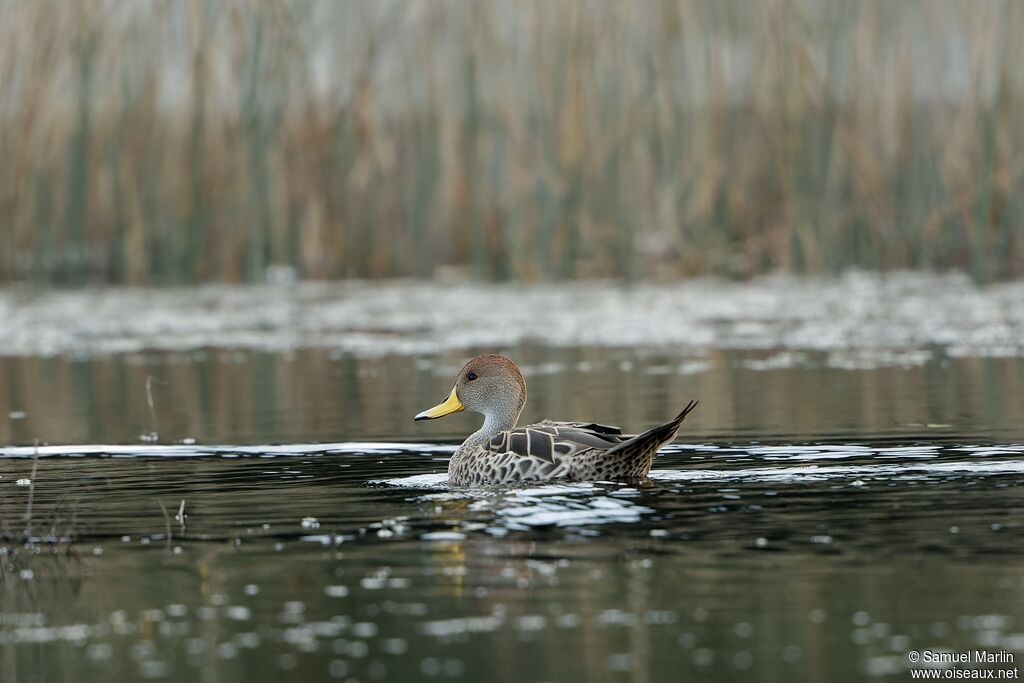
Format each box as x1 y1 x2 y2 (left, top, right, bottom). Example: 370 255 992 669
463 409 520 450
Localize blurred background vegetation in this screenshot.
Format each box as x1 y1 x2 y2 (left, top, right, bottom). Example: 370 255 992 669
1 0 1022 285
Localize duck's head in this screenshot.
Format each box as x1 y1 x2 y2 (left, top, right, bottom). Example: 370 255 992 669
414 354 527 428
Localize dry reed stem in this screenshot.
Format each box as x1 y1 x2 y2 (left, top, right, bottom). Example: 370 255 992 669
0 0 1021 284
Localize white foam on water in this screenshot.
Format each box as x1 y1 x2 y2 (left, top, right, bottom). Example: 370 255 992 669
495 498 654 527
375 475 653 529
379 472 449 488
489 485 655 528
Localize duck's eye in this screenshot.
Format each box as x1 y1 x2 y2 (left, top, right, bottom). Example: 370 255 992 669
467 372 478 381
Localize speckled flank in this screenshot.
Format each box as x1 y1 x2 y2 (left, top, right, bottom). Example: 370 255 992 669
448 401 699 487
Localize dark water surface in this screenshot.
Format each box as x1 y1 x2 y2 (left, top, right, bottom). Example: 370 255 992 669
1 347 1023 683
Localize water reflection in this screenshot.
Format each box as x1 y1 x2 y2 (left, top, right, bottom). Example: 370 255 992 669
2 347 1024 446
0 438 1022 681
1 532 1021 683
1 332 1023 681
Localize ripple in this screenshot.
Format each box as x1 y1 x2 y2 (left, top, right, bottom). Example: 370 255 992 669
649 460 1024 483
3 439 1023 555
0 442 457 460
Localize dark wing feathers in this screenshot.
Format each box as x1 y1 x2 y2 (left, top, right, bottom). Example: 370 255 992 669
509 432 528 454
527 429 555 462
485 422 629 463
537 419 623 435
546 426 625 449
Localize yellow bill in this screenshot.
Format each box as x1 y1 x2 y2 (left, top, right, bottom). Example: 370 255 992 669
414 386 465 421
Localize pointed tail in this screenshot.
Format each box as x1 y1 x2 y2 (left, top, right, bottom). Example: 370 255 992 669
605 400 699 458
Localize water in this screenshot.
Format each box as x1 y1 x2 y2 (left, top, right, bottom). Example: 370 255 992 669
2 276 1024 682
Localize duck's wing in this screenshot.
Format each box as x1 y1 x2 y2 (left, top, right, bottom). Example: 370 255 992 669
451 404 698 485
486 422 628 464
536 419 624 436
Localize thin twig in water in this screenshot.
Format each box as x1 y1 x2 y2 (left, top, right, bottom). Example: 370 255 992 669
24 440 39 540
145 376 167 441
176 499 186 532
158 499 173 547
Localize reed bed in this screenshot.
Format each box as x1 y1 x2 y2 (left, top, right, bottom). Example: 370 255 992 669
0 0 1022 284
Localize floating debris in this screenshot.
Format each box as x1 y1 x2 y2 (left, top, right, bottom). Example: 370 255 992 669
225 607 251 621
420 531 466 542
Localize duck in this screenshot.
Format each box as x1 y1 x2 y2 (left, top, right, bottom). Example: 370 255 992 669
415 354 698 486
